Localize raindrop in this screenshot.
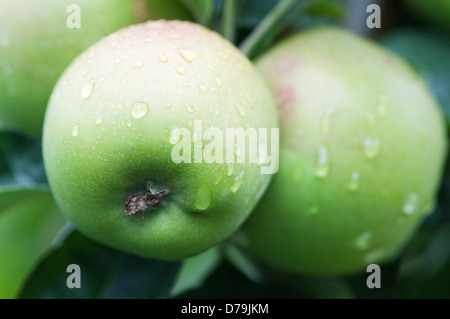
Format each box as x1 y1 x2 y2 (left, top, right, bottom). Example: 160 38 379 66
114 58 123 64
95 117 103 125
131 102 149 118
347 171 360 192
403 193 419 215
158 54 168 63
365 112 375 128
230 171 245 193
214 76 222 88
176 66 186 75
199 83 207 94
185 104 194 113
179 48 201 63
81 79 95 99
354 231 372 250
215 170 223 184
320 109 336 133
363 137 380 159
195 186 211 210
133 60 144 69
87 51 96 59
215 50 228 60
235 102 246 117
227 165 234 176
315 145 330 178
72 124 79 137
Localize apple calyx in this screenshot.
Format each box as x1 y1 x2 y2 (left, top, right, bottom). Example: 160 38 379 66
124 184 168 218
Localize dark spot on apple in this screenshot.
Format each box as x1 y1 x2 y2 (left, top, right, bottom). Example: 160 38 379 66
124 185 168 220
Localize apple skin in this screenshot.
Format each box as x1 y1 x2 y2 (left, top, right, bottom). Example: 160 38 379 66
43 21 278 260
243 28 448 276
0 0 191 136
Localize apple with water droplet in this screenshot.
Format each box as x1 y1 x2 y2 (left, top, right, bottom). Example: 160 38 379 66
243 28 447 275
0 0 191 136
43 21 279 260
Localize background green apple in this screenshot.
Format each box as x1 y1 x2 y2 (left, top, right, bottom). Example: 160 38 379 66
43 20 278 260
243 27 448 276
404 0 450 30
0 0 191 136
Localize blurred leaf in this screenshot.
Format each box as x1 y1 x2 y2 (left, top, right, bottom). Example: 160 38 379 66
0 131 46 186
303 0 346 18
170 246 222 297
224 244 262 282
180 0 214 24
380 28 450 127
0 189 66 298
20 230 181 299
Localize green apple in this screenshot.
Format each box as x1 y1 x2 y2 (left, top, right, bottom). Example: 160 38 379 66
0 0 191 136
243 27 448 276
43 21 278 260
405 0 450 30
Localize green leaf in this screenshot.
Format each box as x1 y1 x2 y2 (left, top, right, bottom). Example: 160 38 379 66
380 28 450 127
0 131 46 186
224 244 262 282
0 189 66 298
302 0 347 18
20 230 181 299
170 246 222 297
180 0 214 24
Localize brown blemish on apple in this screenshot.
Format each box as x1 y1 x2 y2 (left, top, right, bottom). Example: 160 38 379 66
124 187 167 220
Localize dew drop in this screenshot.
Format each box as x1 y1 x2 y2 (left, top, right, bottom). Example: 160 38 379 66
354 231 372 250
185 104 194 113
199 83 207 94
365 112 375 128
347 171 360 192
169 33 181 40
95 117 103 125
195 186 211 210
114 58 123 64
320 109 336 133
109 69 116 74
176 66 186 75
72 124 79 137
133 60 144 69
126 120 132 128
403 193 419 215
117 103 124 110
214 76 222 88
179 48 201 63
227 165 234 176
87 51 96 59
215 170 223 184
164 104 173 110
80 79 95 99
363 137 380 159
236 102 246 117
158 54 168 63
230 171 245 193
215 50 228 60
131 102 149 118
315 145 330 178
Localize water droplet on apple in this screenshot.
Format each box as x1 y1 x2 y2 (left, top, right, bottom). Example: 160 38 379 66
347 171 360 192
114 58 123 64
164 104 172 110
133 60 144 69
195 186 211 211
236 102 246 117
227 165 234 176
158 54 168 63
354 231 372 250
169 33 181 40
179 48 201 63
403 193 419 215
176 66 186 75
87 51 96 59
185 104 194 113
315 145 330 178
230 171 245 193
199 83 207 94
95 117 103 125
72 124 79 137
81 79 95 99
365 112 375 128
109 69 116 74
215 170 223 184
131 102 149 118
117 103 124 110
169 127 181 144
320 109 336 133
363 137 380 159
214 76 222 88
215 50 228 60
126 120 132 128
